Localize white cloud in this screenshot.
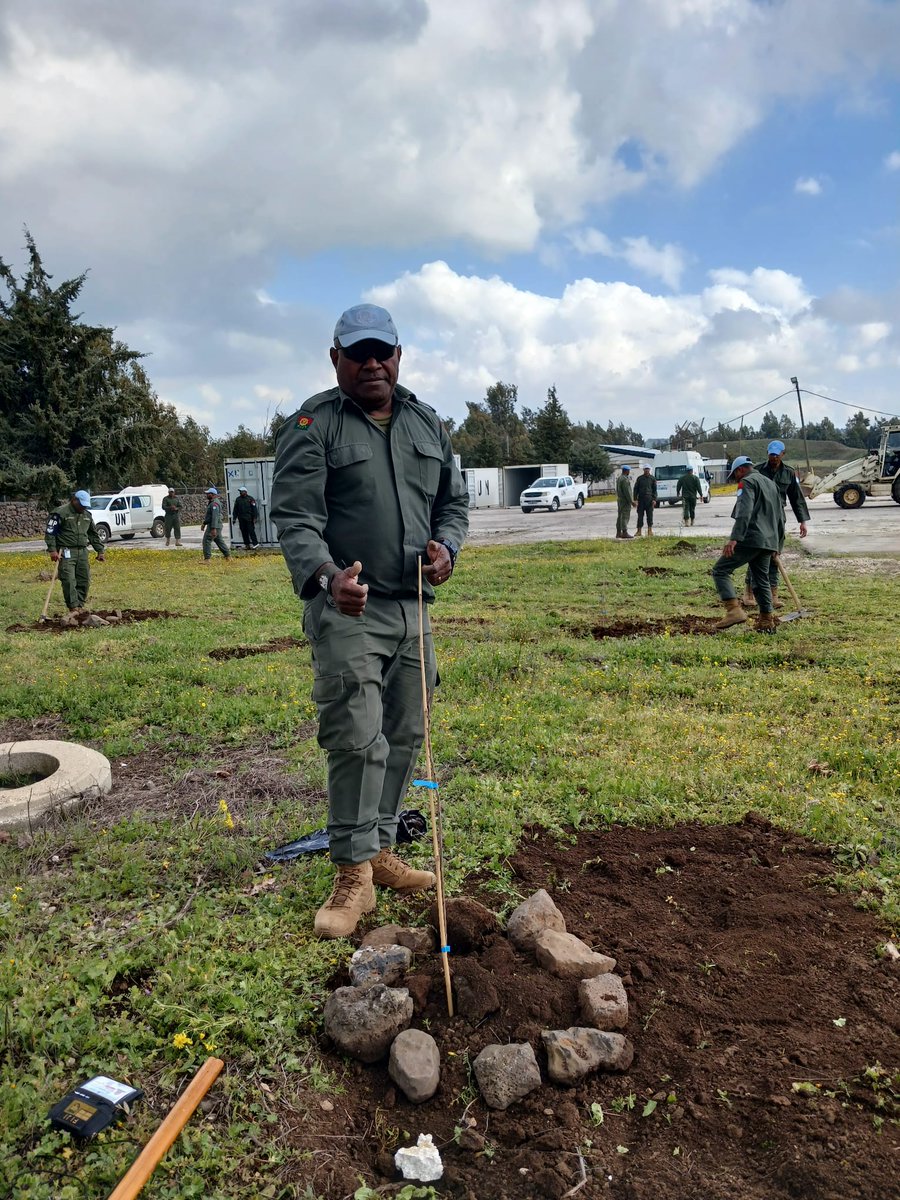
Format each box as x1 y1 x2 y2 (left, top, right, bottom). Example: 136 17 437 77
569 228 687 288
885 150 900 171
795 176 823 195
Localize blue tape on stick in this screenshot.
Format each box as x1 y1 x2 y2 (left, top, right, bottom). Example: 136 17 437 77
412 779 438 789
440 945 451 953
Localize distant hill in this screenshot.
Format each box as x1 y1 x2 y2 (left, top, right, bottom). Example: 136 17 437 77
693 439 864 473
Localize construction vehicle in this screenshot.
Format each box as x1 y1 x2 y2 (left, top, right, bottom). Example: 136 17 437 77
807 423 900 508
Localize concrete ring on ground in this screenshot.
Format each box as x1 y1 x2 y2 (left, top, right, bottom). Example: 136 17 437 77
0 740 112 833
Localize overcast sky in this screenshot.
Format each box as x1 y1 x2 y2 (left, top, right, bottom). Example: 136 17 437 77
2 0 899 439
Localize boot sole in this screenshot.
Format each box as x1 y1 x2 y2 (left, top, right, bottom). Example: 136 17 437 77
372 874 436 894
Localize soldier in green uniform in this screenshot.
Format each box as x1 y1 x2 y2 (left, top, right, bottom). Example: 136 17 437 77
742 439 810 610
676 466 702 525
615 466 634 538
200 487 231 561
45 490 106 618
633 465 657 536
232 487 259 550
271 303 469 939
711 456 784 632
162 487 183 547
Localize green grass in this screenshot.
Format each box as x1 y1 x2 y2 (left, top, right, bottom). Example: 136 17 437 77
0 543 897 1198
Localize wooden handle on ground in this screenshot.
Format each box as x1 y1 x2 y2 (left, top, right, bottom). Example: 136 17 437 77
774 555 802 609
40 560 59 621
107 1057 224 1200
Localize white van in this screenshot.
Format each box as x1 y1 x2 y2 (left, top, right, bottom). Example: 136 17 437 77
652 452 711 507
89 486 169 544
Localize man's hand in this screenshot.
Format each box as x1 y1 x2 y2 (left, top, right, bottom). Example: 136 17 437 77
49 551 60 563
422 540 453 586
331 561 368 616
722 539 737 558
97 554 105 563
799 522 808 538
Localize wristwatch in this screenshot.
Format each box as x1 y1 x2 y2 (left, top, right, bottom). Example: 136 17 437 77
435 537 459 565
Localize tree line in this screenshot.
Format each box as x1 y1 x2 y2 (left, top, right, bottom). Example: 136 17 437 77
707 409 896 451
0 233 288 506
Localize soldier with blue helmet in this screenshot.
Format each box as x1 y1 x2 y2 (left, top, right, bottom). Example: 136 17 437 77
45 490 106 617
200 487 231 561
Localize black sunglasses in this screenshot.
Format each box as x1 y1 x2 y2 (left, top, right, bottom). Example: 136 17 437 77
338 340 397 364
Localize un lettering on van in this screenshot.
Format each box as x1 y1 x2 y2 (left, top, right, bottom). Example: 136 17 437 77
115 511 128 527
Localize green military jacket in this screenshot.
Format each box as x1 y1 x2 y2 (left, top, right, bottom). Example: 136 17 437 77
676 471 702 500
202 499 224 532
616 475 633 506
633 473 657 504
728 471 784 551
271 383 469 602
45 503 105 554
753 460 810 523
162 494 182 515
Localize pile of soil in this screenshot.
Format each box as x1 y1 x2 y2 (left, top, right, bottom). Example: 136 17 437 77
588 616 722 639
6 609 182 633
294 817 898 1200
209 635 305 660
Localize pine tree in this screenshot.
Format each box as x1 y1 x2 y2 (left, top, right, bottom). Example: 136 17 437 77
531 385 572 462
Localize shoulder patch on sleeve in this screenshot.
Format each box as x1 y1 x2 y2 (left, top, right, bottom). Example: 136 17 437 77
295 414 314 428
45 514 60 534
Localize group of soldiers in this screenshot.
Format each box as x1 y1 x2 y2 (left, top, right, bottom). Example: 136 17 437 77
611 440 809 633
43 484 263 617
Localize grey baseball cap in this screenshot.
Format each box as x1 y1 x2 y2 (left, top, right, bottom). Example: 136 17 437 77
333 304 398 348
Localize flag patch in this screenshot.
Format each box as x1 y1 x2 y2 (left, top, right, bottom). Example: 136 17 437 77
296 415 314 428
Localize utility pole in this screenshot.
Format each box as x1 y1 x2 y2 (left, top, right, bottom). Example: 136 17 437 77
790 376 813 477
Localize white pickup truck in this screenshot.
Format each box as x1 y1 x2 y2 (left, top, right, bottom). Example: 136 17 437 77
89 486 169 544
520 475 587 513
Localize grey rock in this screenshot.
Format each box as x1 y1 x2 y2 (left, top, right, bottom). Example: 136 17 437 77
360 924 435 954
82 614 110 628
542 1028 634 1085
533 930 616 979
579 973 629 1030
388 1028 441 1103
473 1043 542 1110
349 944 413 988
506 889 567 952
323 984 413 1063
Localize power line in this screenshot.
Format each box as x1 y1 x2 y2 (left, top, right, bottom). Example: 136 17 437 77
798 389 900 420
719 390 796 428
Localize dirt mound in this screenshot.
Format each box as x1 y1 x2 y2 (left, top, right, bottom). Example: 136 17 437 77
209 635 305 660
639 566 672 576
6 609 182 633
295 817 897 1200
660 540 697 556
588 616 721 639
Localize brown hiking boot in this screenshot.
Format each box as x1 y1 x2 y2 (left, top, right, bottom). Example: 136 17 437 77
647 527 653 536
754 611 779 634
313 861 376 939
371 848 436 894
714 598 749 630
770 586 783 610
742 583 757 608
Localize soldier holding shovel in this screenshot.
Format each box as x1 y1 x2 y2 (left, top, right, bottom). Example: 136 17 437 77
711 457 783 633
44 490 106 622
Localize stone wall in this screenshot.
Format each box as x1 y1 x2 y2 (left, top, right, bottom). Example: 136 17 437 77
0 501 46 540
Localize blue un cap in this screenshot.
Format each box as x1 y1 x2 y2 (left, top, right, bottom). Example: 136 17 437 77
728 455 753 478
334 304 399 349
73 489 91 506
767 440 785 456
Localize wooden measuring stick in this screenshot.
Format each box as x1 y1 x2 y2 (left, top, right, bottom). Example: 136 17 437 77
417 557 454 1018
106 1057 224 1200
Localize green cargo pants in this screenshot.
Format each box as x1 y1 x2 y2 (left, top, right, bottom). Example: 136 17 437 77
58 548 91 610
712 544 773 612
303 592 436 865
682 496 697 523
616 503 632 535
164 514 181 540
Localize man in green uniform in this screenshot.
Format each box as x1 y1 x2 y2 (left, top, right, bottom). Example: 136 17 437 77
633 465 657 536
162 487 183 547
200 487 231 561
742 439 810 610
711 456 784 632
45 490 106 619
271 303 469 939
615 466 634 538
676 466 702 525
232 487 259 550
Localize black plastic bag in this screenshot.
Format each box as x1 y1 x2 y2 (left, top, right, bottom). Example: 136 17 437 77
265 809 427 863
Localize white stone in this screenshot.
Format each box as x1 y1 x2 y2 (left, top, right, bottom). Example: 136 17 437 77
533 929 616 979
394 1133 443 1182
